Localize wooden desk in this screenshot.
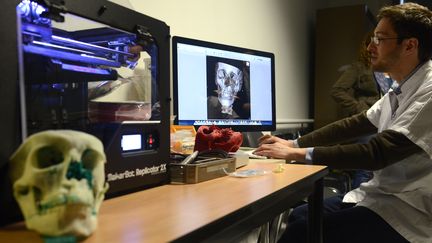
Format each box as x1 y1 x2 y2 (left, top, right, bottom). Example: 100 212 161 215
0 162 328 243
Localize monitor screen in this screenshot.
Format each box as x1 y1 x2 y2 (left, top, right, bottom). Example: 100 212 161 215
172 36 276 132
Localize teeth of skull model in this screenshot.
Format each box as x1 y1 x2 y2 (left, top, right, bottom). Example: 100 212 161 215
9 130 109 238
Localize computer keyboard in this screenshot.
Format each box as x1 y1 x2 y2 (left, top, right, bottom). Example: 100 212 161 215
248 151 268 159
241 148 267 159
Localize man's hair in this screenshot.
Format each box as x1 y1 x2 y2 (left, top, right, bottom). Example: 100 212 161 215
378 3 432 62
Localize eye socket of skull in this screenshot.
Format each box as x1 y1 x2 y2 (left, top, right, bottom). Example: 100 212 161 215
217 69 227 79
35 146 64 168
81 149 100 170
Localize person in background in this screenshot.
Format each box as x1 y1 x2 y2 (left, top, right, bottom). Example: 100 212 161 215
254 3 432 242
330 31 380 118
330 31 379 189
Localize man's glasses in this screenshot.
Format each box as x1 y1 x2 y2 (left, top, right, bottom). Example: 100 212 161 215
370 36 403 45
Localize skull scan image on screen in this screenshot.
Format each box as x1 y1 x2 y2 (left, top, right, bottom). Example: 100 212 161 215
207 57 251 120
215 62 243 115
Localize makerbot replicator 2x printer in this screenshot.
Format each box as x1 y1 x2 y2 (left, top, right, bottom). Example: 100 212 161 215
0 0 171 225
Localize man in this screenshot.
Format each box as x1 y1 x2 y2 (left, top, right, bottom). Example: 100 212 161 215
254 3 432 243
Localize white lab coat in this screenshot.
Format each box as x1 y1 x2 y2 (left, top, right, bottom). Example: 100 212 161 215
344 60 432 243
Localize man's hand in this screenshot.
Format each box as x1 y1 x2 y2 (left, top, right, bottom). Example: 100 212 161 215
254 135 306 162
258 134 294 147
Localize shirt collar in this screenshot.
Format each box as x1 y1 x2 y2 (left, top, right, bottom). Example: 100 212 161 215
392 61 428 95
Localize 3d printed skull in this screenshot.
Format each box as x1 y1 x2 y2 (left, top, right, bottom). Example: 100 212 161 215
215 62 243 115
9 130 108 238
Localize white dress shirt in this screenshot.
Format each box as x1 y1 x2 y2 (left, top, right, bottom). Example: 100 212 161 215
343 60 432 243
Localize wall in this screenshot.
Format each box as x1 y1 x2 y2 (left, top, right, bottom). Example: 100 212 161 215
319 0 391 15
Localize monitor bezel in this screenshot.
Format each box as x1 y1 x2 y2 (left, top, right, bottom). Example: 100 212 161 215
172 36 276 132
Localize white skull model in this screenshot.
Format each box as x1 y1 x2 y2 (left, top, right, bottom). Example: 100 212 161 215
215 62 243 115
9 130 108 238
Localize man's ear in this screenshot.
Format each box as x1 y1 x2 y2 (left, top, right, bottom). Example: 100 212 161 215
404 37 419 54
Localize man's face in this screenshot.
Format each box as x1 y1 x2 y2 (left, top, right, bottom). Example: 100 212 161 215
368 17 404 73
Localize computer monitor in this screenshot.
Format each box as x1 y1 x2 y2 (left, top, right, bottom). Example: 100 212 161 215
172 36 276 132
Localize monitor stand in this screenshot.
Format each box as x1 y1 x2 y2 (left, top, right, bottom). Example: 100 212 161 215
241 131 264 148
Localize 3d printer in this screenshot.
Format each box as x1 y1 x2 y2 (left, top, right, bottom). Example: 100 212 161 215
0 0 170 225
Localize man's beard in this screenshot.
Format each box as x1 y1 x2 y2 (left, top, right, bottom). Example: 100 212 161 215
371 47 402 73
